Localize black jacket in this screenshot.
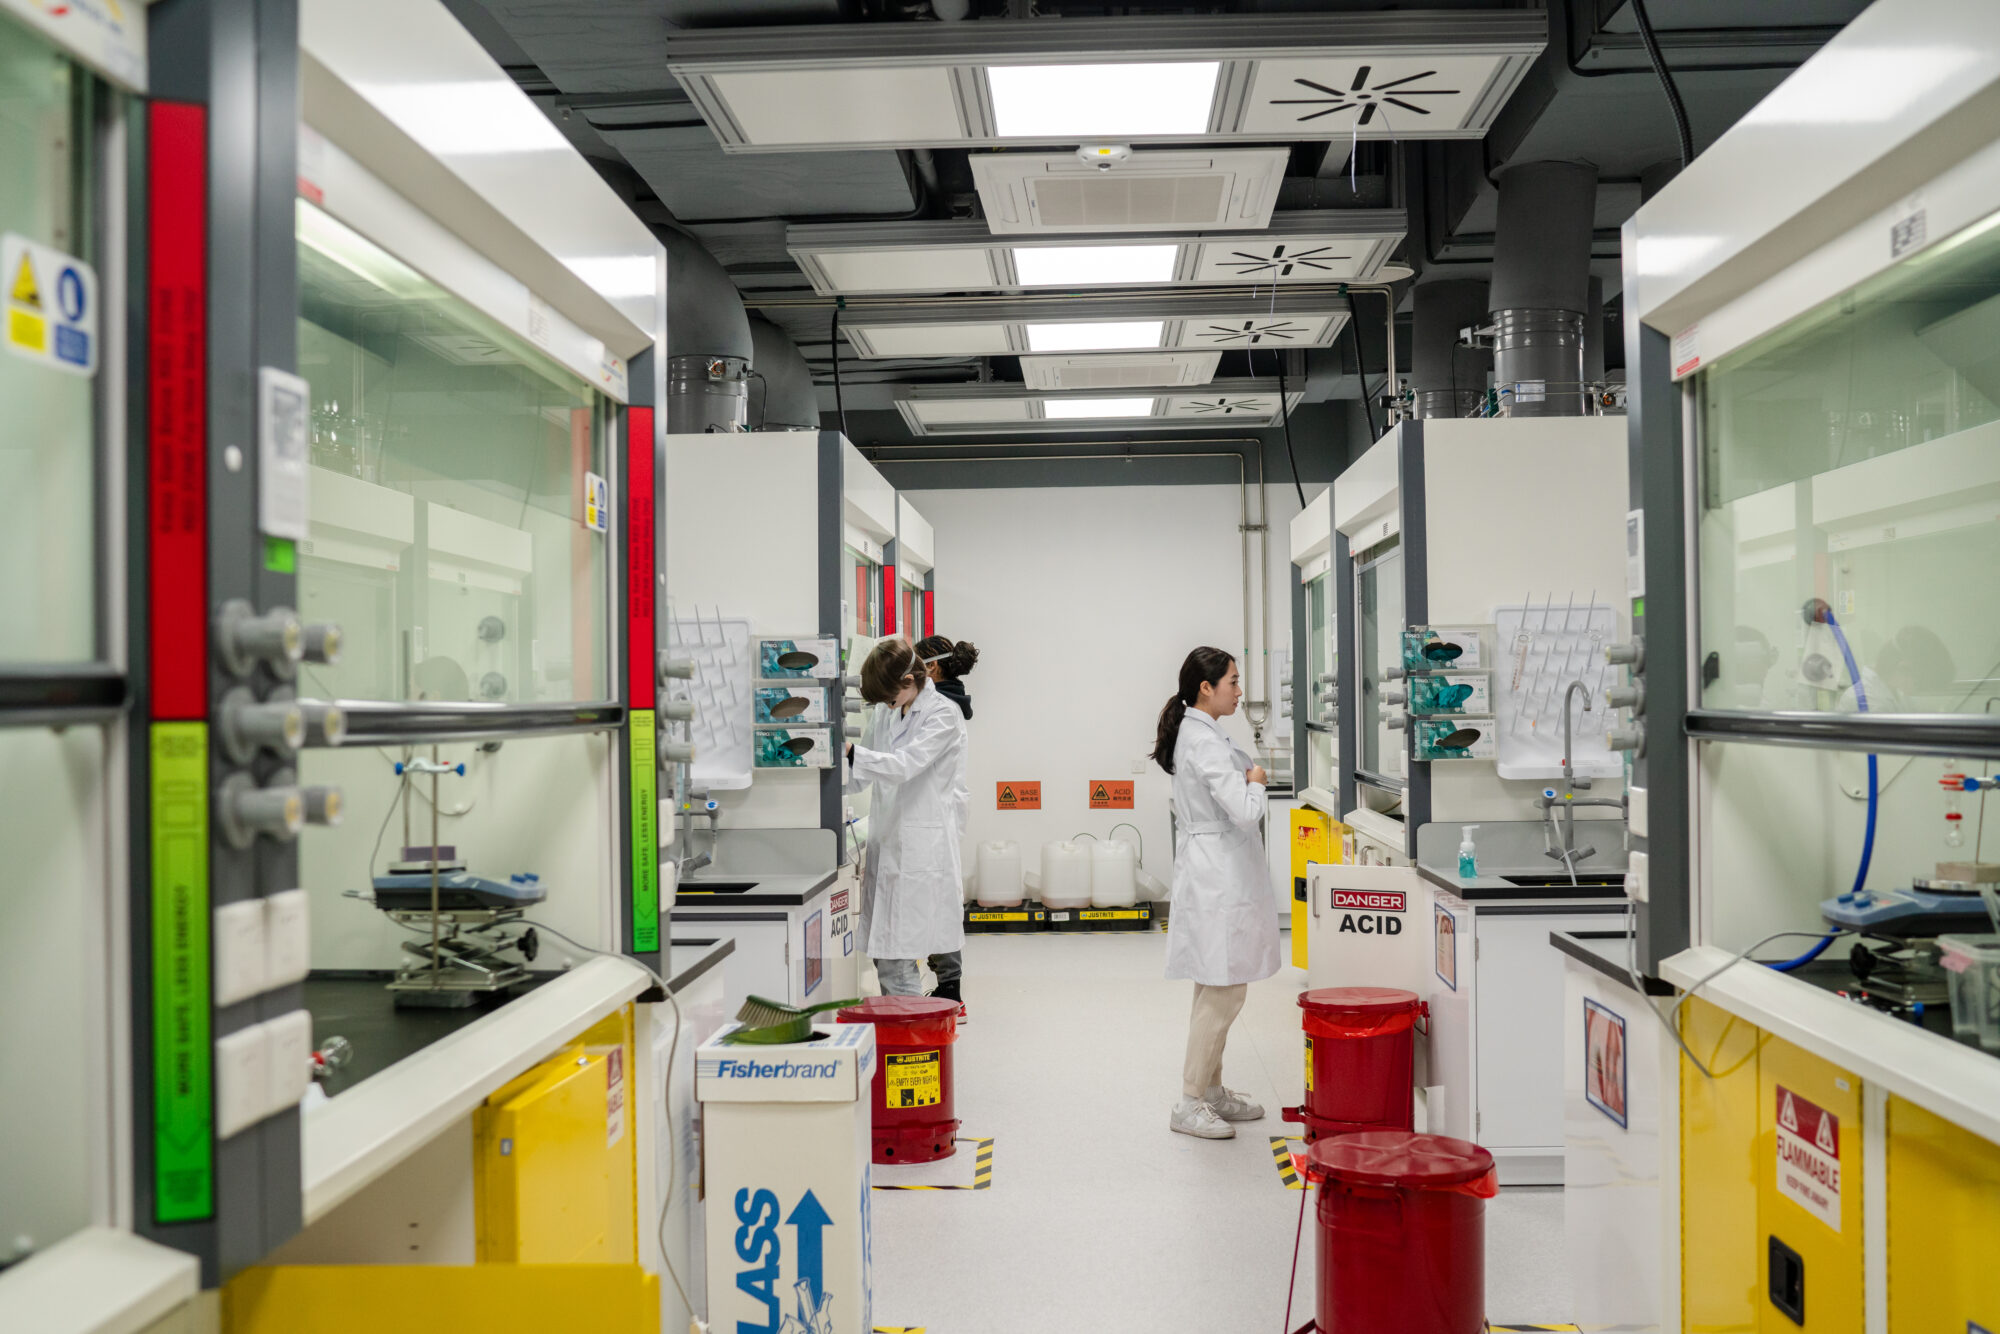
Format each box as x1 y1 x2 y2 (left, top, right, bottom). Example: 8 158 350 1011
935 677 972 720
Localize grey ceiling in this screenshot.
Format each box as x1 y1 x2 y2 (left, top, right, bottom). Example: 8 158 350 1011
441 0 1869 455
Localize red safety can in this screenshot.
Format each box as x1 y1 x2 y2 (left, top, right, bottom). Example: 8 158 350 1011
1283 986 1424 1142
836 996 961 1163
1307 1131 1497 1334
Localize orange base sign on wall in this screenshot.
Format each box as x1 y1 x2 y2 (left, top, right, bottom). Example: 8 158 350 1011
1089 781 1135 810
997 781 1041 810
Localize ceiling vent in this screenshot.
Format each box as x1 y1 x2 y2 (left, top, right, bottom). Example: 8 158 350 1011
1021 351 1221 391
840 293 1348 359
1167 393 1278 417
972 149 1287 235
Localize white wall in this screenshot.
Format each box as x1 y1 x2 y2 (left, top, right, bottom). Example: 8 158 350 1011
908 480 1300 890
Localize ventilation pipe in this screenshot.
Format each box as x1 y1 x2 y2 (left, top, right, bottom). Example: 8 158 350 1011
1485 161 1598 417
748 317 819 431
664 230 754 433
1408 280 1490 419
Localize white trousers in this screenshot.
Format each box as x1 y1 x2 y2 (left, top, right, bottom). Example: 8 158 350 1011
1183 981 1248 1099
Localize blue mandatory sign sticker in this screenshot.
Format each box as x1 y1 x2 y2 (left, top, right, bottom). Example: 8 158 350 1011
2 234 96 377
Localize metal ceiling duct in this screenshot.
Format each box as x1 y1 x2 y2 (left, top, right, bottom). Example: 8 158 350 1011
1408 280 1489 419
665 229 755 433
1486 161 1597 418
748 317 820 431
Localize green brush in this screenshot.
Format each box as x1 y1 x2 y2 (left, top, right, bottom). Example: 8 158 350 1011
726 994 860 1045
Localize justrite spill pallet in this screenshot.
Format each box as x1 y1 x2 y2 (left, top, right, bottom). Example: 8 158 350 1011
964 904 1047 934
1048 904 1153 933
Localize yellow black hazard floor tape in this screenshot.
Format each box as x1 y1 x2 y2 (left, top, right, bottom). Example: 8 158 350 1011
872 1136 994 1191
872 1327 926 1332
1270 1136 1305 1190
1486 1324 1581 1331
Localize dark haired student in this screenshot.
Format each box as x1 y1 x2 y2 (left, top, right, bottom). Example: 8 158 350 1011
846 638 968 997
1151 646 1278 1140
914 635 978 1015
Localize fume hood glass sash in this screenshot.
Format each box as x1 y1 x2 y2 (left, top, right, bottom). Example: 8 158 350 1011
294 198 621 741
1691 196 2000 758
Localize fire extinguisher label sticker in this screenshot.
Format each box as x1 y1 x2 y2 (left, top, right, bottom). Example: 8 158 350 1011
884 1051 942 1108
1304 1036 1314 1093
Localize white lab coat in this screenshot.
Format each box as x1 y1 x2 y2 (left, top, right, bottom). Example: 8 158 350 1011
850 680 968 959
1164 708 1280 986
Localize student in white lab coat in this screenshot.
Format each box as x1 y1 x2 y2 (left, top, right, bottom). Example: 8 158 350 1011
847 638 968 996
1152 646 1279 1139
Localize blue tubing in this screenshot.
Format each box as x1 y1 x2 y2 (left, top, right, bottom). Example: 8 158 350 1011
1770 607 1877 973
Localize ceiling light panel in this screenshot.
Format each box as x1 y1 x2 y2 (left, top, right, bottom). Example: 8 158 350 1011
702 66 966 147
986 62 1220 139
1012 244 1179 287
818 247 1001 293
909 398 1035 426
1020 351 1221 391
844 322 1015 358
787 212 1405 296
840 293 1348 359
1042 396 1159 420
1024 320 1166 353
892 377 1301 436
664 15 1544 152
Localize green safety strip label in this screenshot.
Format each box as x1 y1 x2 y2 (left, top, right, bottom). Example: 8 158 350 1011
262 536 296 573
629 710 659 952
150 722 213 1222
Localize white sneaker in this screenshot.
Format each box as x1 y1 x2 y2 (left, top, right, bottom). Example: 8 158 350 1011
1203 1086 1265 1122
1170 1096 1235 1140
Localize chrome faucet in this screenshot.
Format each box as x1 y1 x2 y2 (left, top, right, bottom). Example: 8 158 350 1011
1539 680 1624 883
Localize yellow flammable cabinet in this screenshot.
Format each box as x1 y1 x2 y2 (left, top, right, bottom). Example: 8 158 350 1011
475 1008 638 1263
1290 807 1343 970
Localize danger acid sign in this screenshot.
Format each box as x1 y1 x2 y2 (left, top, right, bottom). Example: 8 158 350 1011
1330 890 1405 912
1088 780 1134 810
3 234 97 376
996 781 1040 810
1774 1085 1842 1232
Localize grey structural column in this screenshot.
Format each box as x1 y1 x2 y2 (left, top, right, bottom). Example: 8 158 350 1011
818 432 846 853
1397 423 1431 858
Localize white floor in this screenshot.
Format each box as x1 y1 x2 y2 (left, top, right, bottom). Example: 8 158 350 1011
866 931 1572 1333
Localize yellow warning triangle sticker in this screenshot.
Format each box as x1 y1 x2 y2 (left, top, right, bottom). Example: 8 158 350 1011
10 253 40 309
1093 785 1109 801
999 786 1014 802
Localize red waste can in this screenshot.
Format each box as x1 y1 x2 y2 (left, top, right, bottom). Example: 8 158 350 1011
1307 1131 1497 1334
836 996 961 1163
1282 987 1424 1142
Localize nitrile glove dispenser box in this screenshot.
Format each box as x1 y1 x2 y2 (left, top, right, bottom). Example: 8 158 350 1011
699 1023 875 1334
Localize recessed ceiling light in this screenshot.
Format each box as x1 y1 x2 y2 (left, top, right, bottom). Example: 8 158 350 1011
1043 397 1157 419
987 62 1220 139
1024 320 1165 352
1013 245 1179 287
357 82 570 156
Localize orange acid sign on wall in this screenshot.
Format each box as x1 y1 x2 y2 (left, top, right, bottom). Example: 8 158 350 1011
1088 780 1135 810
996 781 1041 810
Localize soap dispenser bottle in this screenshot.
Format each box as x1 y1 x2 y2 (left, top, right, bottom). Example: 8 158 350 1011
1458 825 1480 879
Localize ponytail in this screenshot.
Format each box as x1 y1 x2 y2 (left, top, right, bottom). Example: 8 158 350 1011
1152 646 1236 774
1152 695 1189 773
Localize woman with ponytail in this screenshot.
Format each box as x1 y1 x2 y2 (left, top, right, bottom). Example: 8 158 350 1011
1153 646 1277 1140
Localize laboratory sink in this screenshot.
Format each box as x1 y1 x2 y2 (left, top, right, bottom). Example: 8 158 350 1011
1499 872 1627 889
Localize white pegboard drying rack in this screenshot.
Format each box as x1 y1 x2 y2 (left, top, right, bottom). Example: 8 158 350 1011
1494 597 1619 781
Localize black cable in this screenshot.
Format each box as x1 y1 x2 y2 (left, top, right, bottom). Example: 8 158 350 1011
1631 0 1693 170
830 302 848 438
1342 307 1380 442
1271 351 1306 509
